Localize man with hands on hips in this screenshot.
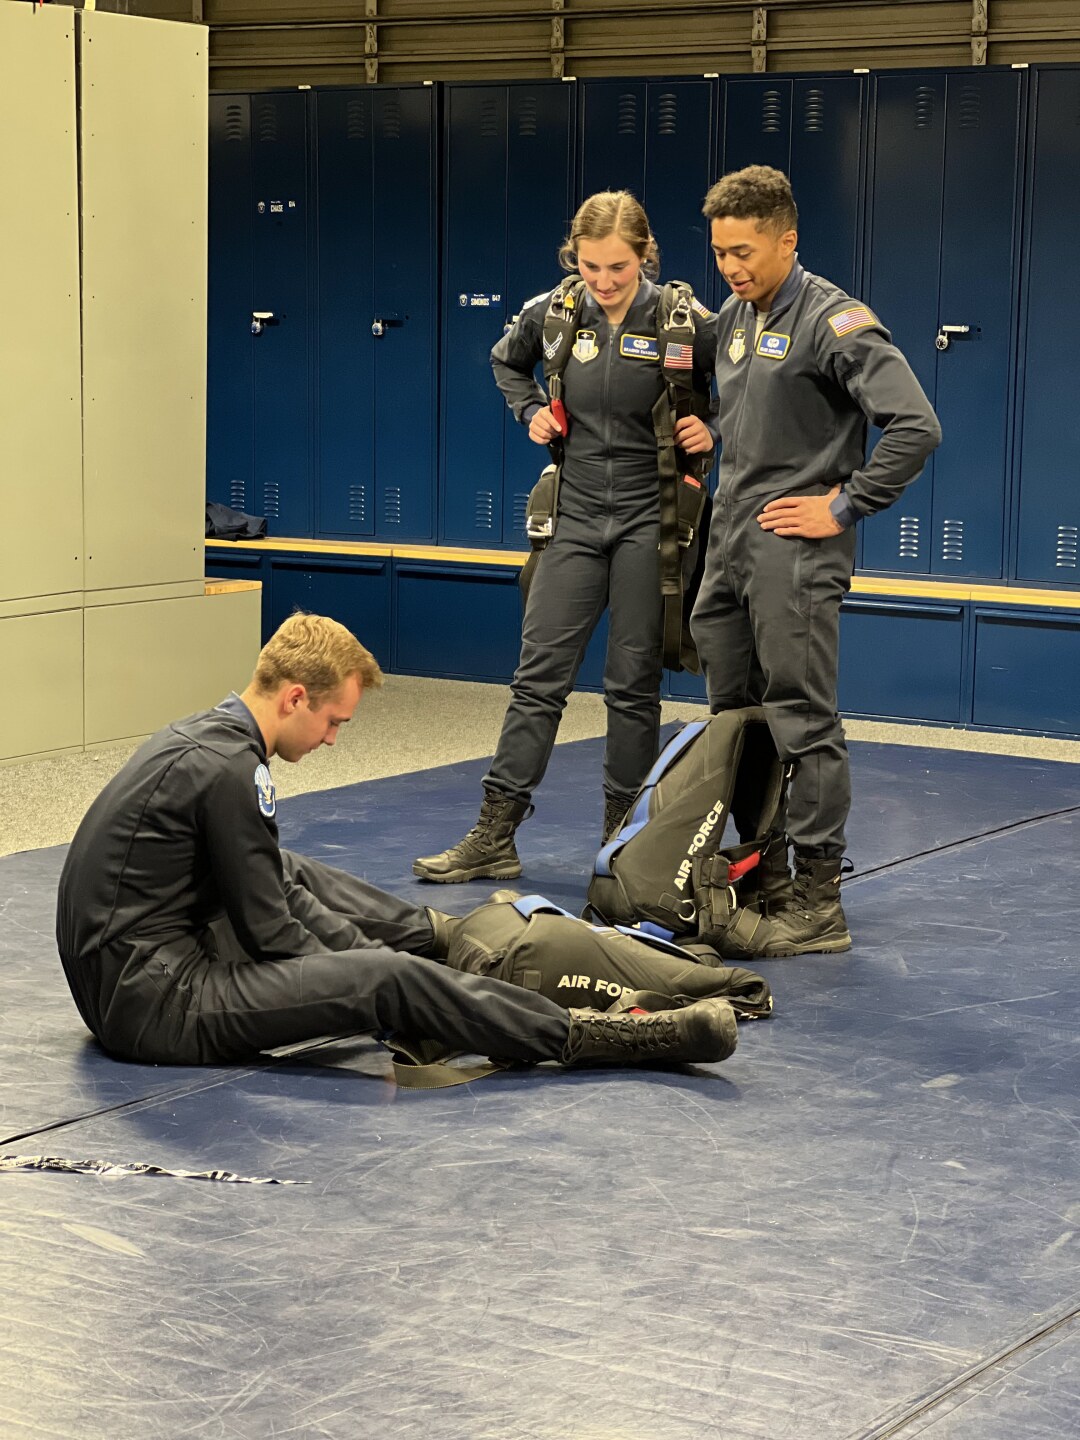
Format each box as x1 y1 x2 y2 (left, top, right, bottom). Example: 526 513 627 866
682 165 941 956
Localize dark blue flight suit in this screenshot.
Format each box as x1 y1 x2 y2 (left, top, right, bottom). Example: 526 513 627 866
55 696 570 1066
488 278 718 813
691 263 941 857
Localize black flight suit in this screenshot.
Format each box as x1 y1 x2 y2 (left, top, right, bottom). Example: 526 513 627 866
488 278 718 812
55 695 570 1066
691 263 941 857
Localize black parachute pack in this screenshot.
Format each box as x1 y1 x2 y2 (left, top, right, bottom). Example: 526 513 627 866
386 892 772 1089
521 277 713 673
585 708 790 957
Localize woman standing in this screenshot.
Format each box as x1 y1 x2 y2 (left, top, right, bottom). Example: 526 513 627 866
415 191 717 883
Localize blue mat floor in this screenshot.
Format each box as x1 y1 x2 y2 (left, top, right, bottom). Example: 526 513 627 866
2 734 1078 1438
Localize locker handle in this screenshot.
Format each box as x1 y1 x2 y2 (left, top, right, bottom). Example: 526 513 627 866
251 310 278 336
396 563 520 583
842 599 964 619
372 313 402 337
935 324 979 352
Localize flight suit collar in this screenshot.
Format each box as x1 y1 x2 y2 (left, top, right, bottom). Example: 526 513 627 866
578 276 659 329
215 692 267 755
760 260 806 326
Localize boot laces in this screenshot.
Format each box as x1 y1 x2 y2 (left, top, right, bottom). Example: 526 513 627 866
588 1011 680 1054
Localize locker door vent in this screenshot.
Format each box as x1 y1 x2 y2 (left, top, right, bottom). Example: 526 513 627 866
1056 525 1079 569
381 95 402 141
914 86 936 130
940 518 964 563
802 88 824 133
516 97 538 138
346 98 368 142
617 93 639 136
255 100 279 144
958 84 982 131
348 485 368 525
480 96 500 139
383 487 402 526
229 479 246 510
262 482 280 519
474 491 495 530
761 89 783 134
225 103 246 143
513 492 529 535
898 515 921 559
657 93 678 136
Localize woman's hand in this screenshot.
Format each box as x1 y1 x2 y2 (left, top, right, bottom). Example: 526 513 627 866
528 405 565 445
674 415 715 455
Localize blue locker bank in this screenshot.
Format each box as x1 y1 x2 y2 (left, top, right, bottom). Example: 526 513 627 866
206 63 1080 737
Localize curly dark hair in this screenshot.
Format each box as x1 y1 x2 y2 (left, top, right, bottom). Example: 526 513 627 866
702 165 798 234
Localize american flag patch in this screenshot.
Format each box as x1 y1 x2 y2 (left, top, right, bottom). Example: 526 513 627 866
664 342 694 369
828 305 876 337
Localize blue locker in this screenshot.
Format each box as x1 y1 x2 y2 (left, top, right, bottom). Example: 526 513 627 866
207 96 254 514
932 71 1022 578
722 79 791 176
721 77 865 296
862 70 1022 580
578 81 647 198
503 84 577 545
838 598 965 722
441 86 507 546
860 74 944 575
393 563 524 680
441 83 574 547
250 92 313 537
371 88 437 540
315 88 437 542
643 82 715 293
313 91 376 537
269 558 391 664
1014 67 1080 586
580 80 716 299
973 609 1080 733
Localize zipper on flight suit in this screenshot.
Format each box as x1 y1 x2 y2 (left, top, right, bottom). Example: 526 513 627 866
725 302 762 483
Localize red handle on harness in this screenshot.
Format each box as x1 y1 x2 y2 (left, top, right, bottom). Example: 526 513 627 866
550 398 569 436
728 851 760 883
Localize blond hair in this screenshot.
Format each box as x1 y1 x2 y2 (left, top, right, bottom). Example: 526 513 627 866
702 165 798 235
558 190 660 277
251 611 384 704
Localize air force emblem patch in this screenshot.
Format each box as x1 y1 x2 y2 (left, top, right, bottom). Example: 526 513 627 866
572 329 598 363
728 328 746 364
254 763 276 818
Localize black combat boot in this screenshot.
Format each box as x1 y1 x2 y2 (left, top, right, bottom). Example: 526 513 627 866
561 997 738 1067
758 855 851 956
739 832 794 916
413 792 530 883
602 793 629 844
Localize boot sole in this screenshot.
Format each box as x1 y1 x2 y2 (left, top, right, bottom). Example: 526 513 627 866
412 858 523 884
761 932 852 958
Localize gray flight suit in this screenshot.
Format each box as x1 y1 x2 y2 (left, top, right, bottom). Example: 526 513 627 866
488 278 718 811
691 262 941 857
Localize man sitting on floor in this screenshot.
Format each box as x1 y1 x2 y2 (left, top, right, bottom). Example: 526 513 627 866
55 613 735 1074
